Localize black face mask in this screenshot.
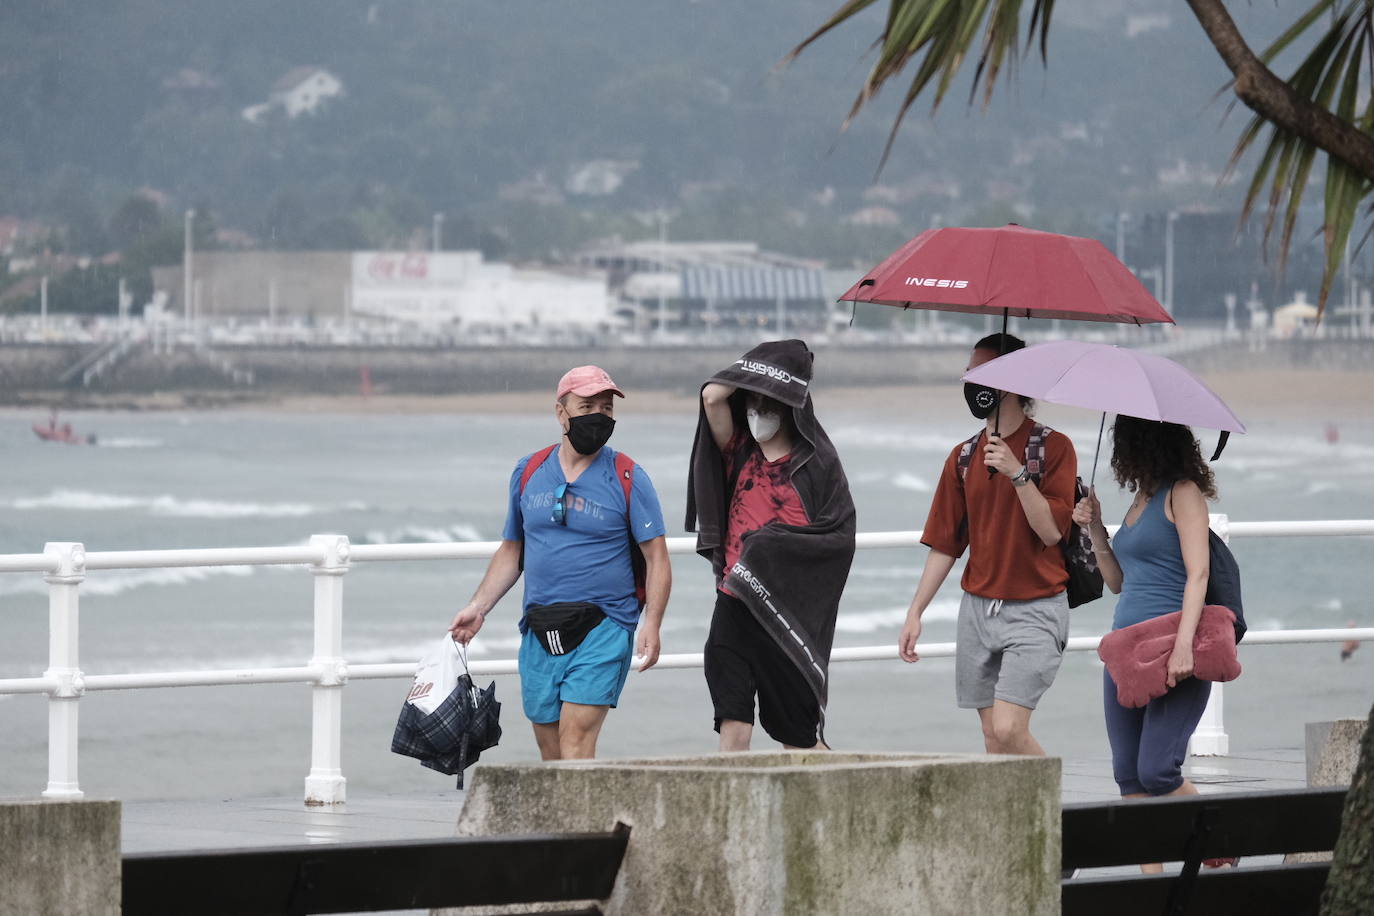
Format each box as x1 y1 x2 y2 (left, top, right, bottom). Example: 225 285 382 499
566 412 615 455
963 382 1000 420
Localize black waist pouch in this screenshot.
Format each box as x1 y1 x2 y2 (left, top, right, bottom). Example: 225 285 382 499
525 602 604 655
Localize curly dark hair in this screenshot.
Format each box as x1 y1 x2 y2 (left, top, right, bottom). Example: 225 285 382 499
1111 416 1217 499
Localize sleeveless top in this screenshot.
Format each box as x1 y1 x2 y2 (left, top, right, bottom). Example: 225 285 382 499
1110 486 1188 631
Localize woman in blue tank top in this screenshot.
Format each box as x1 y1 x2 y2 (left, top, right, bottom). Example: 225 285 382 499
1073 417 1229 872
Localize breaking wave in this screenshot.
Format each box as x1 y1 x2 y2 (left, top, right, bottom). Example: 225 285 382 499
96 437 165 449
11 489 342 519
892 472 932 493
833 598 960 633
0 564 255 598
360 524 484 544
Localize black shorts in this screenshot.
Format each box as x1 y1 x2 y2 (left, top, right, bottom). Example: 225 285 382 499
704 590 820 748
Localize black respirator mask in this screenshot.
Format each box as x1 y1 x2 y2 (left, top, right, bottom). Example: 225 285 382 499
566 413 616 455
963 383 1000 420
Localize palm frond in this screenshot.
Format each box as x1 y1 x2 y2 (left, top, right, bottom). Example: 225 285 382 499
790 0 1374 319
786 0 1053 170
1231 0 1374 316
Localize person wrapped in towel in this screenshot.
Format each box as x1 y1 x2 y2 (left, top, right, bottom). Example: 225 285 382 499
686 338 857 750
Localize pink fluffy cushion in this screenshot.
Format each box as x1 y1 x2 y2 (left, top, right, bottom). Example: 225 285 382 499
1098 605 1242 708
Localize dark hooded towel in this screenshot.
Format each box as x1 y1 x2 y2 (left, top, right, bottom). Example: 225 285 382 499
686 339 857 732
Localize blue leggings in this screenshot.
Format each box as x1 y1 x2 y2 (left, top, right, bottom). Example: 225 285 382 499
1103 669 1212 796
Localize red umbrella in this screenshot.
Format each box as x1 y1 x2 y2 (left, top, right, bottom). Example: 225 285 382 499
839 224 1175 326
841 223 1175 468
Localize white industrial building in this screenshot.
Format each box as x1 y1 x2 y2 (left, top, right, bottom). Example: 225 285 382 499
152 250 616 332
349 251 612 330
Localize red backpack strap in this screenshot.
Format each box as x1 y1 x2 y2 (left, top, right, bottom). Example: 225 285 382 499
1024 423 1049 481
955 430 983 483
613 451 635 512
612 450 648 609
519 445 559 494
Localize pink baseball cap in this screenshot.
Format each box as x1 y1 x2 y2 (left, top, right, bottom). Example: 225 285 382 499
556 365 625 400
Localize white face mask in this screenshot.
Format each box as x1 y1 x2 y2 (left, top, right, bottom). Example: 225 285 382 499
746 408 782 443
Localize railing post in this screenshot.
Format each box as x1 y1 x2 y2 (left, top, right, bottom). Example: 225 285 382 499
42 542 86 799
1191 514 1230 757
304 534 350 806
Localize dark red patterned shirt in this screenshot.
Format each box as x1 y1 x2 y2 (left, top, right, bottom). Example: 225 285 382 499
721 432 810 594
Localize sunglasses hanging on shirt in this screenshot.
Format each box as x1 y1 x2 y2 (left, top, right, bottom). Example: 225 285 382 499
551 482 570 526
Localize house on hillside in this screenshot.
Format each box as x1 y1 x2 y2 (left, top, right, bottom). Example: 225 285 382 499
565 159 640 197
243 67 344 122
162 68 223 93
843 206 901 227
0 217 47 258
271 67 343 117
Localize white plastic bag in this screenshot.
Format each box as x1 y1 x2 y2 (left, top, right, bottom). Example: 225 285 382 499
406 636 463 715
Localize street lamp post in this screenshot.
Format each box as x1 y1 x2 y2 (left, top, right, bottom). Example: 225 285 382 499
432 213 444 253
183 209 195 327
656 211 669 335
1115 211 1129 262
1164 211 1178 313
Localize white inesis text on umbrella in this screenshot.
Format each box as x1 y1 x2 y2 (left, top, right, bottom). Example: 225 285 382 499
904 277 969 288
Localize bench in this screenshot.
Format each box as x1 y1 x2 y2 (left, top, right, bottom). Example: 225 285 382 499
1062 786 1348 915
122 823 630 916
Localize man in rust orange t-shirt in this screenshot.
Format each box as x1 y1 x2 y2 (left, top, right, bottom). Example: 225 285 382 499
898 333 1077 757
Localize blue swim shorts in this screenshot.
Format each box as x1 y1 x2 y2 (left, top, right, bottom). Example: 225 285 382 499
517 616 634 724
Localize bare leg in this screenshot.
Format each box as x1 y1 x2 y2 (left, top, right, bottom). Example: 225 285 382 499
986 699 1045 756
783 740 830 751
558 702 610 760
977 706 1000 754
719 719 753 752
1127 779 1201 873
531 722 561 761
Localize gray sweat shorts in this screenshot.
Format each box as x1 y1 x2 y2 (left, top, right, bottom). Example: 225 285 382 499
955 591 1070 710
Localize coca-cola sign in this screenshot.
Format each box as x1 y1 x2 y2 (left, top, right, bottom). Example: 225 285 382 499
366 252 430 282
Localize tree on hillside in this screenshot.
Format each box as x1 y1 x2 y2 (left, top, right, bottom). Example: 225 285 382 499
107 194 164 251
788 0 1374 315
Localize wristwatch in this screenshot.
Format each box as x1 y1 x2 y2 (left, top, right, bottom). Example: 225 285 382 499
1010 466 1032 487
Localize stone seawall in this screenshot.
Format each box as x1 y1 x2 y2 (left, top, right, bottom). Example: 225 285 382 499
1172 337 1374 373
1 343 971 398
2 337 1369 404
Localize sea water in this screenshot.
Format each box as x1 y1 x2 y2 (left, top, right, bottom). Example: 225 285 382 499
1 401 1371 800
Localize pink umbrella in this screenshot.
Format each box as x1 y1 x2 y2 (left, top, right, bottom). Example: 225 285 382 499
961 340 1246 485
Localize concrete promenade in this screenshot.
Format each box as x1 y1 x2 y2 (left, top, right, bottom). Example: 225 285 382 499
118 746 1308 854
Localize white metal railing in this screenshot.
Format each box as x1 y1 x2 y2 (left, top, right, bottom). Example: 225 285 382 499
1 517 1372 805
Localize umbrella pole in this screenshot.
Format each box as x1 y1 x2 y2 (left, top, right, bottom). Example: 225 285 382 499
993 308 1009 437
988 309 1009 478
1090 412 1106 489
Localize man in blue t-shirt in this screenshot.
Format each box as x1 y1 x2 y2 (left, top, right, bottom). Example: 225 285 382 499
448 365 671 760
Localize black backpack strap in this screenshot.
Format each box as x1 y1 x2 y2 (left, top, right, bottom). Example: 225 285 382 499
1024 422 1050 482
955 430 983 483
953 430 984 545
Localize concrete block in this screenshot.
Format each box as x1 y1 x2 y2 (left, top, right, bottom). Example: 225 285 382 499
1307 718 1368 787
445 751 1060 916
0 799 120 916
1289 719 1368 864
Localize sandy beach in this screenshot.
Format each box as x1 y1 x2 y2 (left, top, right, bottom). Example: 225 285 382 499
4 368 1372 429
259 368 1374 421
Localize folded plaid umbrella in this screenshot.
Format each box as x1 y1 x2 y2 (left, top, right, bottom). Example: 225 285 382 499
392 671 501 789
